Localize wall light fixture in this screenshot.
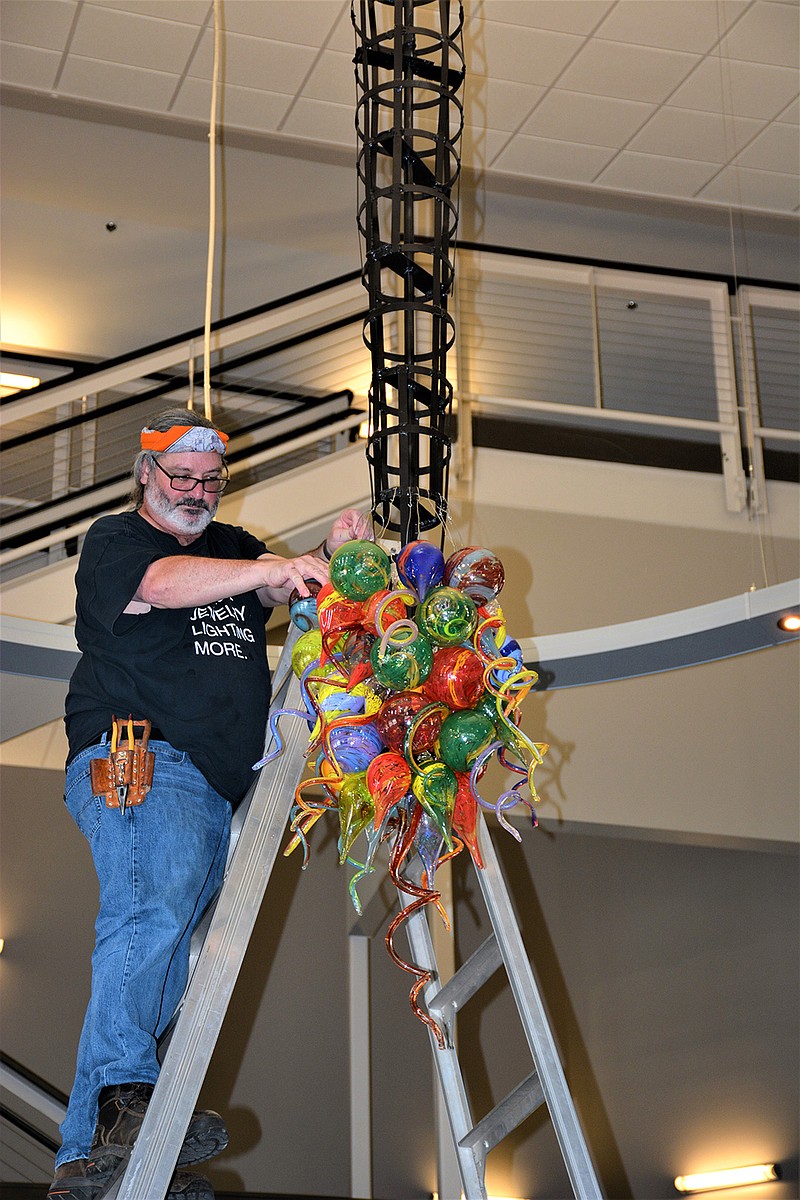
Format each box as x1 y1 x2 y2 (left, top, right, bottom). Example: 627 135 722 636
674 1164 781 1193
0 372 40 398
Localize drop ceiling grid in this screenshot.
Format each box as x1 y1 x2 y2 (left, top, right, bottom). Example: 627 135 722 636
0 0 797 212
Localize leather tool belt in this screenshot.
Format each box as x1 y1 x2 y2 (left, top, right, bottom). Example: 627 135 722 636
90 716 155 812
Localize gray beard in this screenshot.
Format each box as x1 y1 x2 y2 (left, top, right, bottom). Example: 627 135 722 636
145 485 218 535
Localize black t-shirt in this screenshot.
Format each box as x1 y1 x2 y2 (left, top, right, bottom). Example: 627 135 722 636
65 511 273 804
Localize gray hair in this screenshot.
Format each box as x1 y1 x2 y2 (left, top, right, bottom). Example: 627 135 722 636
128 407 226 509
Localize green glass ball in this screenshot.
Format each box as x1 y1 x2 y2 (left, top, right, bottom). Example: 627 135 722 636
438 709 495 773
370 632 434 691
417 585 478 646
330 540 392 602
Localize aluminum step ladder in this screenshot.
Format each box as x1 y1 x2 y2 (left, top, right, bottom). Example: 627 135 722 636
397 820 603 1200
101 622 601 1200
102 626 310 1200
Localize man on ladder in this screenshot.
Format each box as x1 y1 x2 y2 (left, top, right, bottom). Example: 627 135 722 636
49 404 372 1200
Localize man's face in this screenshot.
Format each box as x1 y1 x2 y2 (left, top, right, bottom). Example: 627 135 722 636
140 450 223 540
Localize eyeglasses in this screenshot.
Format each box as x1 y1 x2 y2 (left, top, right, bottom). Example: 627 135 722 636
150 457 230 494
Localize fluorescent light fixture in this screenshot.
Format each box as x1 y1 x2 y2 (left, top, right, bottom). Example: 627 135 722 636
674 1164 781 1193
0 371 40 398
432 1194 525 1200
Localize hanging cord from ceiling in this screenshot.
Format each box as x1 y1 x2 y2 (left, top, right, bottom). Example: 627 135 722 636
199 0 222 422
715 0 771 590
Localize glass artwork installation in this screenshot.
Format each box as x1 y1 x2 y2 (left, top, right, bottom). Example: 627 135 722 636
256 540 547 1044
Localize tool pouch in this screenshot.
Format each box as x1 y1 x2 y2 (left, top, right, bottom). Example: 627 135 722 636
90 716 155 811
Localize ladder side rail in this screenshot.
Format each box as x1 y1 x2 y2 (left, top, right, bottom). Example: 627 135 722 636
474 816 604 1200
398 884 488 1200
108 630 309 1200
157 660 297 1053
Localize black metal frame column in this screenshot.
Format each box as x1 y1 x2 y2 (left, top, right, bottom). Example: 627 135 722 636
353 0 465 545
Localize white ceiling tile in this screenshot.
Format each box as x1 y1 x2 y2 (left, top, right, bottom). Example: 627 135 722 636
280 95 356 146
461 124 511 167
476 0 614 35
479 20 584 86
557 39 701 103
70 4 201 73
695 162 800 210
222 0 344 46
0 41 61 89
0 0 78 51
301 48 356 105
490 133 617 181
669 56 800 119
90 1 211 24
56 56 179 110
733 121 800 172
628 106 766 161
520 89 654 146
171 76 291 131
718 0 800 69
594 0 748 54
776 96 800 123
595 149 723 196
189 29 317 93
464 75 547 132
326 5 358 53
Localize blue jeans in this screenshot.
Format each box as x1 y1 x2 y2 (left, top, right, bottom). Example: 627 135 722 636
56 739 232 1168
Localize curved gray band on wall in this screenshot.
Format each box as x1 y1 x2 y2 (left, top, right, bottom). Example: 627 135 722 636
521 579 800 690
0 578 797 696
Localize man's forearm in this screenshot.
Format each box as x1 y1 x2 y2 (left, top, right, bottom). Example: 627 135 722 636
135 556 274 609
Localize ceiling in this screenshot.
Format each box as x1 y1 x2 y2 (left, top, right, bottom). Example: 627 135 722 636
1 0 798 216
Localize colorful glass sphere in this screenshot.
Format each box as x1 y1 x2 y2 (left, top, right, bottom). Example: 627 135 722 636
437 709 495 774
291 629 323 678
452 772 484 869
363 587 412 634
417 586 478 647
375 690 444 755
330 539 392 602
370 630 433 691
316 582 364 638
395 540 445 601
424 645 485 710
473 689 500 728
314 682 365 718
366 751 411 827
443 546 505 604
412 761 457 847
340 629 377 689
338 771 375 862
326 720 384 773
289 579 322 632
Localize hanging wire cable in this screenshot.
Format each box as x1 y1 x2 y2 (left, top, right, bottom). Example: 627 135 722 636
715 0 770 589
203 0 221 422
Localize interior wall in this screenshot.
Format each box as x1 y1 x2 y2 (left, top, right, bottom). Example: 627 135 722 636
1 97 798 360
1 772 797 1199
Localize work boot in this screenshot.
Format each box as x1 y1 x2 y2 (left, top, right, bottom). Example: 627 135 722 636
88 1082 228 1185
168 1172 215 1199
48 1158 213 1200
47 1159 99 1200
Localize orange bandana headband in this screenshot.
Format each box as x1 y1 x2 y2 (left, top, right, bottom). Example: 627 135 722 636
140 425 229 454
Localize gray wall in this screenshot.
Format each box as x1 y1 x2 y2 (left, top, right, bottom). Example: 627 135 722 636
1 767 797 1198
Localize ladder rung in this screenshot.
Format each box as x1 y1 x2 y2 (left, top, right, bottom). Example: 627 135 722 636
428 933 501 1025
459 1070 545 1159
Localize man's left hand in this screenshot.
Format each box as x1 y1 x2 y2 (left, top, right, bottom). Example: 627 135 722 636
324 509 374 557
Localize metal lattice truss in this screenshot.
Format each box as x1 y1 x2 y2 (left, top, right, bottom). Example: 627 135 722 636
353 0 465 544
